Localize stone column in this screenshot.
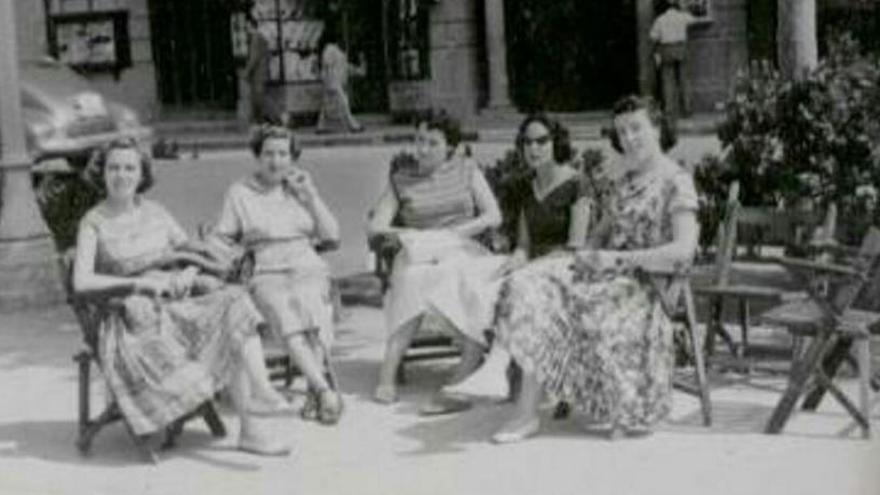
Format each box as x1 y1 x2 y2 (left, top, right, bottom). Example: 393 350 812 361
636 0 656 97
0 0 64 310
483 0 512 110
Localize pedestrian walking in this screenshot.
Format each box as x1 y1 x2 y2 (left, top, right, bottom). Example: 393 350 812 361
650 0 697 125
243 16 273 124
316 29 365 134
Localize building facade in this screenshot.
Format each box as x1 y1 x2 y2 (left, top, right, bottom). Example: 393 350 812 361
19 1 875 124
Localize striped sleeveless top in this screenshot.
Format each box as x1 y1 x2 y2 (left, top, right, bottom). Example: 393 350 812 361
390 158 477 229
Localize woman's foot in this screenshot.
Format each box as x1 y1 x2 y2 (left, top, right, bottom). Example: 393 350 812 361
443 363 509 400
317 389 344 425
373 383 398 404
418 393 473 416
238 432 291 457
491 413 541 444
247 395 296 417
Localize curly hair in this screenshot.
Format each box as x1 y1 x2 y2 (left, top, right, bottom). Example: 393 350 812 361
606 95 677 153
83 138 154 195
415 109 463 150
249 124 302 160
515 113 575 164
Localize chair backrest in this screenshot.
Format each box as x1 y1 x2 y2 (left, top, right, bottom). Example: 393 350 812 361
836 227 880 313
58 248 104 357
712 181 838 286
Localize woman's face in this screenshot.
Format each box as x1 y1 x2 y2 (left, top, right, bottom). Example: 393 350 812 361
613 108 661 167
103 148 142 200
522 121 554 168
257 137 294 185
415 123 449 171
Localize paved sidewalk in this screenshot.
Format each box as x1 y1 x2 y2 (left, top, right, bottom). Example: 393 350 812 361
1 302 878 495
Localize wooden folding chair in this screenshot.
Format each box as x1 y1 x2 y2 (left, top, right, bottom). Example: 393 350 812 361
759 227 880 437
695 181 838 371
61 250 226 463
645 264 713 426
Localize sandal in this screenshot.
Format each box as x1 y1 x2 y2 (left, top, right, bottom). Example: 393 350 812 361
300 389 319 421
317 389 344 426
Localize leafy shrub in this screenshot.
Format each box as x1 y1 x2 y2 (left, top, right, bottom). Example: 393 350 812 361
697 33 880 245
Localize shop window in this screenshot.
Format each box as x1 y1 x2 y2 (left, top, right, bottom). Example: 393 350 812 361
387 0 430 80
231 0 326 84
44 0 132 73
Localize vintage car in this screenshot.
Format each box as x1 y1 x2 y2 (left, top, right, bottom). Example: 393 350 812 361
20 57 152 171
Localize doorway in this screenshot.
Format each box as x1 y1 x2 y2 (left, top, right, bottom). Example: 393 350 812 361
148 0 238 112
504 0 638 111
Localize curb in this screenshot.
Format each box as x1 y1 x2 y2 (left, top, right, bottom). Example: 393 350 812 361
156 120 720 153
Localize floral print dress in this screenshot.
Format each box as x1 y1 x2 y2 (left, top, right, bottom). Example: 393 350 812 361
494 157 698 429
82 200 264 435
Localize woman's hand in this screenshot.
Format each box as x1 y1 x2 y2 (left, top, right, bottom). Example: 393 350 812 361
283 168 318 203
494 249 528 278
133 276 173 298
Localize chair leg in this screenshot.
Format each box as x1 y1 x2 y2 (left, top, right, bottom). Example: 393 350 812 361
856 338 872 439
74 351 91 441
123 421 158 464
738 298 751 366
802 338 854 411
765 332 836 434
684 285 712 426
201 402 227 438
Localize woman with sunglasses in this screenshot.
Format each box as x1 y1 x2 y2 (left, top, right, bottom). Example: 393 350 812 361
450 96 698 443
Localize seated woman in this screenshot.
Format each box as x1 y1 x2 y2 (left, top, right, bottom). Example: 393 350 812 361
436 114 591 409
453 95 699 443
210 126 343 425
370 111 503 404
73 139 292 456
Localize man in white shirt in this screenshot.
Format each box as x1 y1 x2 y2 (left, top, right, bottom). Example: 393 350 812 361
650 0 697 121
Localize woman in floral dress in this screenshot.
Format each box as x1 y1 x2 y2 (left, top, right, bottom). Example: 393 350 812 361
453 96 699 443
73 139 292 456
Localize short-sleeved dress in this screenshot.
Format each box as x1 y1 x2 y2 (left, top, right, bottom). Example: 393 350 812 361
384 157 508 342
214 176 334 348
494 158 699 429
81 200 264 435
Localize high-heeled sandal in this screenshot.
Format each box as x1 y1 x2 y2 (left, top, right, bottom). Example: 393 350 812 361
300 388 319 421
317 388 344 425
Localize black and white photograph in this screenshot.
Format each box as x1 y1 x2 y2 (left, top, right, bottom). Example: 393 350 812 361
1 1 879 494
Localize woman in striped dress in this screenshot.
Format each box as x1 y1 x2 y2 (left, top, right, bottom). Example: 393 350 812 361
370 111 504 404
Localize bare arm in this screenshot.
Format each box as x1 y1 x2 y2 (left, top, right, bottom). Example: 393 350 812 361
304 190 340 242
449 167 502 238
72 221 162 295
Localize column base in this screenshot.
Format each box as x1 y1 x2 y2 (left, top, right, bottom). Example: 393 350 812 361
0 235 65 312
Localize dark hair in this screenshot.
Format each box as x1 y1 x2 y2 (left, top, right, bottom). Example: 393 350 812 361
84 138 154 194
515 113 574 164
249 124 302 160
415 109 462 150
607 95 677 153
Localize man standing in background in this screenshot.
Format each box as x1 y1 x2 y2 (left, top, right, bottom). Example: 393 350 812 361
650 0 697 125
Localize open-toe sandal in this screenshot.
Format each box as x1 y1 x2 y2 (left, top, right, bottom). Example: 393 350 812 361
300 389 319 421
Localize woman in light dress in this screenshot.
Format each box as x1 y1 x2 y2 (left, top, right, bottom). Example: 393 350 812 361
73 139 292 456
211 126 344 425
369 111 504 405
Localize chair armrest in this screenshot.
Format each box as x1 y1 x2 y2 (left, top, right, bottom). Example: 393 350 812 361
773 256 862 278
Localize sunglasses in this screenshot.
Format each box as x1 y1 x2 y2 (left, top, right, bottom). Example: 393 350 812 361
523 134 552 146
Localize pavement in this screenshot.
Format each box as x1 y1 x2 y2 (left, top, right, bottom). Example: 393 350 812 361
1 300 879 495
152 112 723 152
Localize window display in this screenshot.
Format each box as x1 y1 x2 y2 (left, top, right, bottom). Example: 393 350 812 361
231 0 326 84
44 0 132 72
